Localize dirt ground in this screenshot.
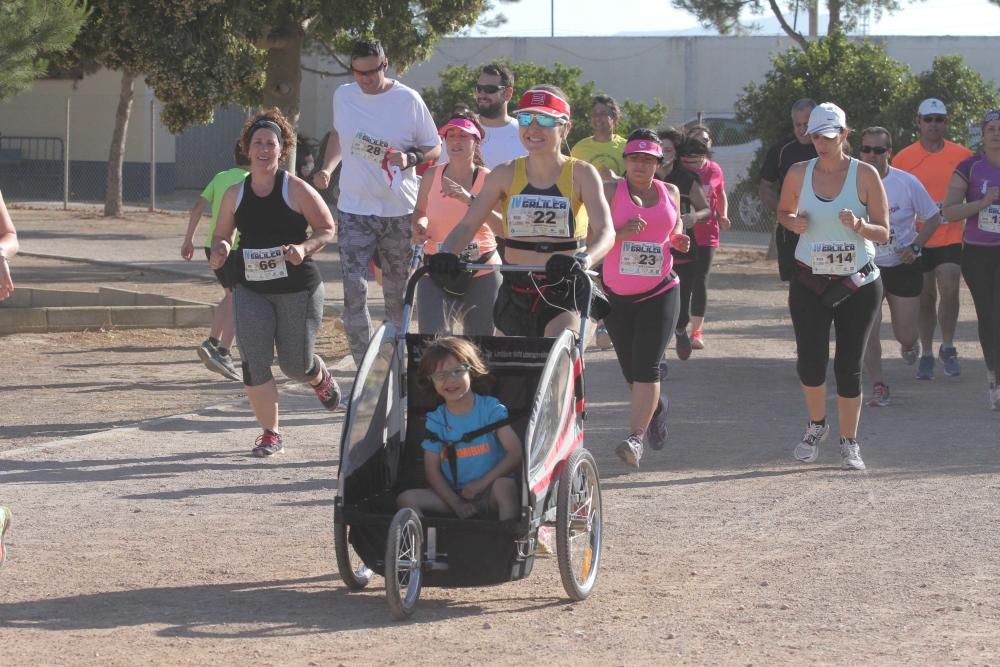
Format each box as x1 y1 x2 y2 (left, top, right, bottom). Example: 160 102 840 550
2 247 999 665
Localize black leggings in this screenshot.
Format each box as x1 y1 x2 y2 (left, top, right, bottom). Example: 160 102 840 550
961 243 1000 373
674 245 717 331
604 286 680 383
789 276 883 397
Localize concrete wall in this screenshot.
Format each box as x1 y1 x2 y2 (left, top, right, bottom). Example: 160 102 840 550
299 35 1000 137
0 68 175 162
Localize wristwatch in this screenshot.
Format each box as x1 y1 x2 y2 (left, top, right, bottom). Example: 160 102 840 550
910 243 922 255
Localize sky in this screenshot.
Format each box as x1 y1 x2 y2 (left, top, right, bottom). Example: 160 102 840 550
476 0 1000 37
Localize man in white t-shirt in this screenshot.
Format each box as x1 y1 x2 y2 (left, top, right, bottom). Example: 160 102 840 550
314 39 441 364
859 126 942 407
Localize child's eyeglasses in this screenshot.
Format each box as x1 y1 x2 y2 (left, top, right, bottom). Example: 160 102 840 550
429 365 471 382
859 145 889 154
517 112 565 128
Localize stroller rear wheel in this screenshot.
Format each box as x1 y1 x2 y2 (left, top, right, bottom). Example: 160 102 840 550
335 522 373 591
556 448 603 600
385 508 424 620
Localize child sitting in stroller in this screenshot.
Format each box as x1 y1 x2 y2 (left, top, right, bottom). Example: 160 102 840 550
397 337 523 520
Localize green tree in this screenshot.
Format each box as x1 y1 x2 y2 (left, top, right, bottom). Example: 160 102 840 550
888 55 1000 151
0 0 88 101
60 0 506 216
421 60 667 146
736 34 913 156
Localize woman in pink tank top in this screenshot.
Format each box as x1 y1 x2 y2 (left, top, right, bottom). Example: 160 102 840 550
600 128 690 470
412 113 502 335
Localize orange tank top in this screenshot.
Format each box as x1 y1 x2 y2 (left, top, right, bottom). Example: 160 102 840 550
424 164 498 263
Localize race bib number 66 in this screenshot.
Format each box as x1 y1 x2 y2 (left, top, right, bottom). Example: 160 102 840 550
243 246 288 282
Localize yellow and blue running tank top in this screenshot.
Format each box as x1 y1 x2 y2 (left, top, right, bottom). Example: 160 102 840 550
502 157 588 241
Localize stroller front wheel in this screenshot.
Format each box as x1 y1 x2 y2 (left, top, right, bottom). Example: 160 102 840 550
556 448 603 601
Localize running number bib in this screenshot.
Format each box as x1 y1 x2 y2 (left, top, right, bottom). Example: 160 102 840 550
811 241 857 274
619 241 664 276
978 205 1000 234
507 194 572 238
351 131 390 165
874 227 897 256
243 246 288 282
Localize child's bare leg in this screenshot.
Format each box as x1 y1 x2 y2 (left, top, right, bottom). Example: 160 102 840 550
491 477 518 520
397 488 452 515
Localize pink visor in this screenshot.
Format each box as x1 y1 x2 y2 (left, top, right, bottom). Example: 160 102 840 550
517 89 571 118
623 139 663 158
439 117 482 140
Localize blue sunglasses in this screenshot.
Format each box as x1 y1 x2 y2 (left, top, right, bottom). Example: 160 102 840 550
516 112 565 128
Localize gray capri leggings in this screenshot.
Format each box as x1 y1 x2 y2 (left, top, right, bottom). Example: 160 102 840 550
233 283 326 387
416 272 501 335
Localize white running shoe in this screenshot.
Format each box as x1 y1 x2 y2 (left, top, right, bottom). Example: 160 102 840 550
900 341 919 365
595 325 613 351
615 434 643 469
840 437 866 470
989 381 1000 411
793 421 829 463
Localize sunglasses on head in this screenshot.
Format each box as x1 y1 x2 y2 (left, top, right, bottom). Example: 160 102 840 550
351 61 386 76
860 145 889 154
429 365 470 383
921 115 946 123
516 112 565 128
475 84 505 94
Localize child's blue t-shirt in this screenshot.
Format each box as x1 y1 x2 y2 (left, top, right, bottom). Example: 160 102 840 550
421 393 508 489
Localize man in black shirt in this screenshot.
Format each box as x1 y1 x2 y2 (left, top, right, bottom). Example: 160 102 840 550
758 98 818 281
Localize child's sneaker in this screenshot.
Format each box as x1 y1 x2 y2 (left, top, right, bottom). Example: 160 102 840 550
840 437 866 470
793 421 829 463
252 430 284 458
615 434 643 469
690 329 705 350
867 382 890 407
0 506 10 567
536 525 556 555
312 367 342 411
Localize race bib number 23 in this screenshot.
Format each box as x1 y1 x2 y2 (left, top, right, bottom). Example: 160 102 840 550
619 241 663 276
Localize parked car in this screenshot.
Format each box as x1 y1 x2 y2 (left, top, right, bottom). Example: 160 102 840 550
682 113 768 231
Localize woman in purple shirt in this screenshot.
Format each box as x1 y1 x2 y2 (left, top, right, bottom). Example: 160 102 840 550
942 110 1000 410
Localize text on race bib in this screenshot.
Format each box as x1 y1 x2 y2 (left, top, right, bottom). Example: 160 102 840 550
874 227 897 253
811 240 857 274
619 241 664 276
243 246 288 282
979 205 1000 234
351 131 390 164
507 194 572 238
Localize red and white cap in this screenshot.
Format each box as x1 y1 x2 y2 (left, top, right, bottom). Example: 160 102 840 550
623 139 663 158
517 89 571 119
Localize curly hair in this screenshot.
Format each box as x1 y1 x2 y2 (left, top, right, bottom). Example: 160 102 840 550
240 108 296 166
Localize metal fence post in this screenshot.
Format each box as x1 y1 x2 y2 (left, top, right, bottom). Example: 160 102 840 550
64 97 70 210
149 99 156 212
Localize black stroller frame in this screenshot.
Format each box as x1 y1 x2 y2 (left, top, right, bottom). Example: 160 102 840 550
333 253 603 619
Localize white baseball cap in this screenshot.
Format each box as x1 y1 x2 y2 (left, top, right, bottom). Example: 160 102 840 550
918 98 947 116
806 102 847 138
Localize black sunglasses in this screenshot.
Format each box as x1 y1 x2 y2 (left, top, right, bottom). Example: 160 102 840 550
860 145 889 154
475 84 506 94
921 115 947 123
352 61 386 76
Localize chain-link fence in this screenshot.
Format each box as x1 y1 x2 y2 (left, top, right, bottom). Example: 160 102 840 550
0 95 174 209
666 109 773 235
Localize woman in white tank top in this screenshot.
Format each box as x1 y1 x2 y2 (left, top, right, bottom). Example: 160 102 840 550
776 103 889 472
